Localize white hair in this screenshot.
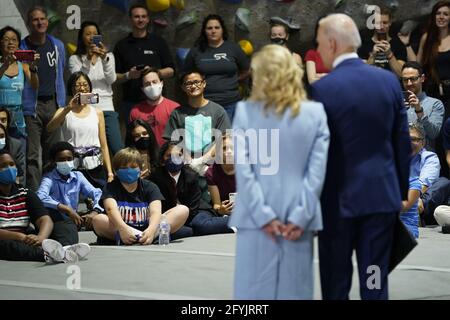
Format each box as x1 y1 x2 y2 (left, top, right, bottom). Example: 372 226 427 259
319 14 362 50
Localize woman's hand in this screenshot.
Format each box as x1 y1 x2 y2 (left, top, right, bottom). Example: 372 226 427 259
139 229 155 245
118 226 138 245
29 53 40 69
218 200 233 215
398 32 411 46
107 172 114 183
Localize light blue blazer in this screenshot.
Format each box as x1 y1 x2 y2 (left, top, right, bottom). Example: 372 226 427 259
229 99 330 232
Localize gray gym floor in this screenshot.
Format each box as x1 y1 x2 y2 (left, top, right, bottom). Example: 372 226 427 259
0 226 449 300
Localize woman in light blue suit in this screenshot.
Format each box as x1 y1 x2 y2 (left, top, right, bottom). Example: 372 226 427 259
229 44 330 300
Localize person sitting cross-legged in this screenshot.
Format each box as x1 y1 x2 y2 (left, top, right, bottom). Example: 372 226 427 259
92 147 189 245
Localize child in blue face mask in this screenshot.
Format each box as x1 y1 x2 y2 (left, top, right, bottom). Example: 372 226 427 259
92 147 189 246
36 142 104 245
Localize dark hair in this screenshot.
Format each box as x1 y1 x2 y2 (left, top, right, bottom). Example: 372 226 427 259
0 26 21 56
141 68 162 84
158 140 183 165
422 1 450 84
27 6 47 24
67 71 92 96
379 6 393 20
179 69 205 86
0 149 14 160
0 107 11 131
43 141 75 173
402 61 424 75
0 123 11 152
128 4 149 18
74 21 101 56
195 14 228 52
125 120 160 169
49 141 75 161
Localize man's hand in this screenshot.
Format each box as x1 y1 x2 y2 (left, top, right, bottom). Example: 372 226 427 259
82 211 98 230
22 234 41 247
282 223 304 241
407 91 421 111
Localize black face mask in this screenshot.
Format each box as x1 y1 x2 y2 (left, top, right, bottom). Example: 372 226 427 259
135 137 150 150
271 37 287 45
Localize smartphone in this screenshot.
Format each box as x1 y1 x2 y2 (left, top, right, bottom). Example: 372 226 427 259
79 93 99 105
136 64 146 71
229 193 236 203
402 91 411 105
377 33 387 41
14 50 35 61
92 35 102 47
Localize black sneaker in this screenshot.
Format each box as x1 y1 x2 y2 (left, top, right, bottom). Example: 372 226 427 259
442 225 450 234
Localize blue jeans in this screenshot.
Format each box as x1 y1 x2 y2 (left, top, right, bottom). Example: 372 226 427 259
222 101 239 124
189 210 234 236
103 111 124 155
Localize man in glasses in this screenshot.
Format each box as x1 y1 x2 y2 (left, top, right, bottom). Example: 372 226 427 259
402 61 444 152
163 70 230 175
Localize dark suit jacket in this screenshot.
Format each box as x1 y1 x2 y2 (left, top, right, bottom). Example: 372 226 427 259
311 58 411 224
149 166 214 223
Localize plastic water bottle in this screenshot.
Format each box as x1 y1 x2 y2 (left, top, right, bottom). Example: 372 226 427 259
158 218 170 246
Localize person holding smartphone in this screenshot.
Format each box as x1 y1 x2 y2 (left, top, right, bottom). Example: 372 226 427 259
46 71 113 189
68 21 123 156
0 26 39 158
358 6 407 77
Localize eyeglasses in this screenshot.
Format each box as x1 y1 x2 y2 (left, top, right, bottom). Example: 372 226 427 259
401 76 421 83
74 83 90 89
183 80 204 88
410 137 424 142
1 38 19 44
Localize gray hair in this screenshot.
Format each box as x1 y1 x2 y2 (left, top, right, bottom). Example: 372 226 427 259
409 123 425 139
319 14 362 50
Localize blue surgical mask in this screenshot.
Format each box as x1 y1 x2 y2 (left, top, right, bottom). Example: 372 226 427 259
56 160 74 176
0 166 17 184
0 138 5 150
116 167 140 184
165 157 184 174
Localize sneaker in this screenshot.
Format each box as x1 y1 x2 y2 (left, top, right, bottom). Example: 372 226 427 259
442 225 450 234
269 16 300 30
235 8 250 33
64 243 91 260
42 239 65 263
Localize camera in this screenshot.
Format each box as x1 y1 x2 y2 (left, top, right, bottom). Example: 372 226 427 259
92 35 102 47
14 50 35 61
79 93 99 105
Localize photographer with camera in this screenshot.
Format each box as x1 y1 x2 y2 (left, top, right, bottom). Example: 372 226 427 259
358 6 407 77
113 4 175 123
46 72 113 189
68 21 123 156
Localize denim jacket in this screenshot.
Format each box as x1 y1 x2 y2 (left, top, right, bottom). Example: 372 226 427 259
20 34 66 116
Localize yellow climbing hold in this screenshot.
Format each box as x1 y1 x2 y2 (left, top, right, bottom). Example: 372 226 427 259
146 0 170 12
238 39 253 56
67 43 77 55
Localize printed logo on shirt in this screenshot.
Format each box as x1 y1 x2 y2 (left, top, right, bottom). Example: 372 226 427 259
144 50 154 55
201 53 230 62
117 201 149 228
47 51 56 67
145 114 159 128
11 82 24 92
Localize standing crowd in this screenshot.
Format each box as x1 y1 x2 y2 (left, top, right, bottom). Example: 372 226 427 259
1 1 450 300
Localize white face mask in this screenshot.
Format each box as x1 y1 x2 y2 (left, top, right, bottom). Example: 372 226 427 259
142 83 163 101
0 138 5 150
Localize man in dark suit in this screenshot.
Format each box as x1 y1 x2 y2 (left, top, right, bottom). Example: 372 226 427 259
311 14 411 300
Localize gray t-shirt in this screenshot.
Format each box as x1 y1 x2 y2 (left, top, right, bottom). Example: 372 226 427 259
163 101 231 153
184 41 249 106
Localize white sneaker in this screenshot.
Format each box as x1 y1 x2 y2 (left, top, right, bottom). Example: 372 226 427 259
42 239 65 263
64 243 91 261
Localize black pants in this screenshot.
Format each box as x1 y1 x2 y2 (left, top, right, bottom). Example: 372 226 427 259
0 220 78 262
0 240 45 261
